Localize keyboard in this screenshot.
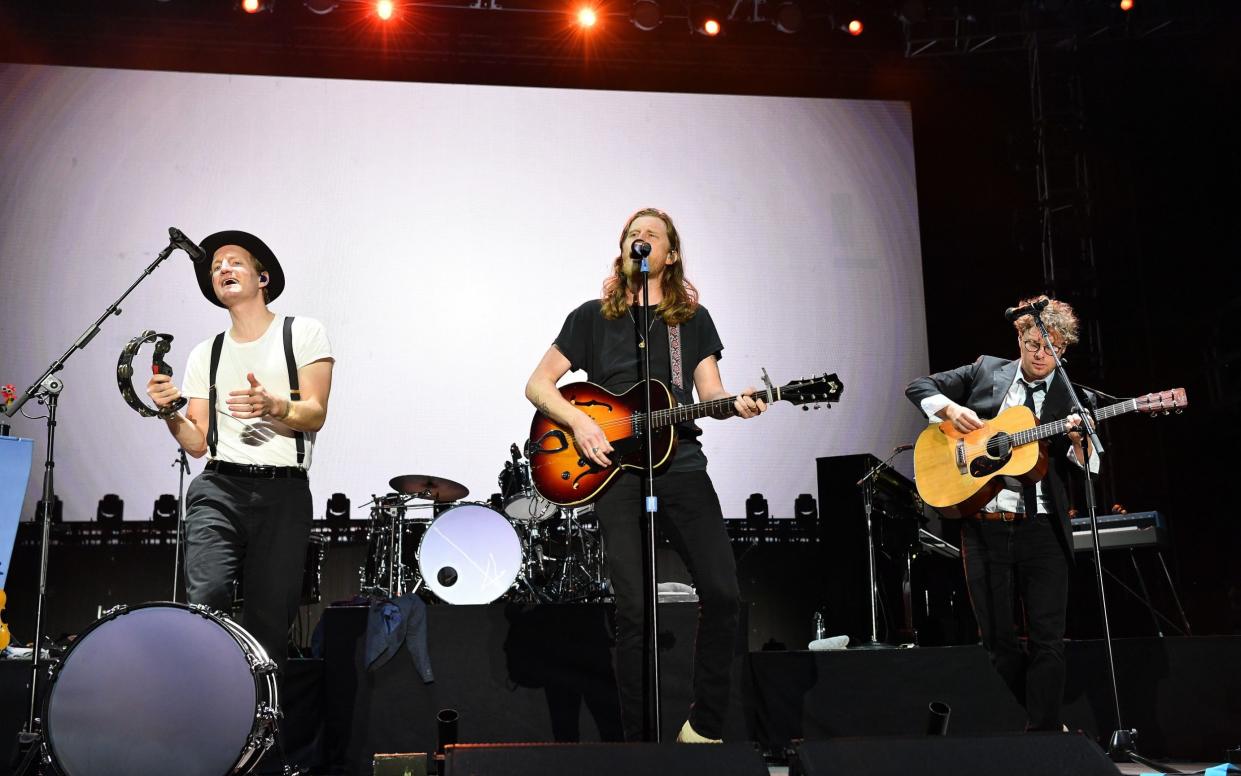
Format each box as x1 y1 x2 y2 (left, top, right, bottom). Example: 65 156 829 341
1070 511 1167 552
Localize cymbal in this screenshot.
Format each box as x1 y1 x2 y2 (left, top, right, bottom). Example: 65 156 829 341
388 474 469 503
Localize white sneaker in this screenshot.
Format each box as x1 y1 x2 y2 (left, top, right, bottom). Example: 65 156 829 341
676 720 722 744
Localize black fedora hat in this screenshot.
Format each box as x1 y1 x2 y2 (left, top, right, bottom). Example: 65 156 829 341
194 230 286 308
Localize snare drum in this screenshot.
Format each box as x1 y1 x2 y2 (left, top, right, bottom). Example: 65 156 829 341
498 459 556 522
418 503 523 604
44 601 278 776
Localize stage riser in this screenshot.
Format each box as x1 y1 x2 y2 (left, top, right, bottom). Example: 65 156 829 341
748 636 1241 761
444 742 769 776
322 602 750 775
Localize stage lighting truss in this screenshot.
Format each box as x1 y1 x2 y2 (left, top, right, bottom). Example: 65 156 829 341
233 0 885 39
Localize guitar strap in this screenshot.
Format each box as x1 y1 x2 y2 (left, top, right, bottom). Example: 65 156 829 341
667 323 683 391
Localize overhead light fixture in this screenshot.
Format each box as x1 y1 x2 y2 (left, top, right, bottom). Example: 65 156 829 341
897 0 926 24
577 5 599 27
630 0 662 30
305 0 338 14
689 0 723 36
772 1 804 33
240 0 270 13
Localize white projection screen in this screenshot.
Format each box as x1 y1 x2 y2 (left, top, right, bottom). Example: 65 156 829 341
0 63 929 524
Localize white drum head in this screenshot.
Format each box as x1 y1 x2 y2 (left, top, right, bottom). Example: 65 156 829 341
503 493 557 522
46 603 265 776
418 504 522 604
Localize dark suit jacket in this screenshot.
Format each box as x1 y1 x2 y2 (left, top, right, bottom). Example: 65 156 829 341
905 355 1100 562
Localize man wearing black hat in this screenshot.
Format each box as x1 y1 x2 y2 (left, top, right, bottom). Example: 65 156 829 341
146 230 334 670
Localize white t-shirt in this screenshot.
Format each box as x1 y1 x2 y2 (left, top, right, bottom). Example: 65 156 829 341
182 315 333 468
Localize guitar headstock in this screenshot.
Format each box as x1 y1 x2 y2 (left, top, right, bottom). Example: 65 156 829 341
776 372 844 410
1135 387 1187 416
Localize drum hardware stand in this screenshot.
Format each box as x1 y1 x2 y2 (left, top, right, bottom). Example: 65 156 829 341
852 444 913 649
170 446 190 601
4 228 198 776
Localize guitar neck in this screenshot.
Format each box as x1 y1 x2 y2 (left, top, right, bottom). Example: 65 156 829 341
1011 397 1137 446
649 390 777 428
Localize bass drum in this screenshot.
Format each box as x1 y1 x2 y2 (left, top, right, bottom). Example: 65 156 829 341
418 503 523 604
45 602 278 776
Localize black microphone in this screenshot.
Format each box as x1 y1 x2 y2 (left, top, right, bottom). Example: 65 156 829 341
892 444 914 453
169 227 206 264
629 240 652 261
1004 298 1049 322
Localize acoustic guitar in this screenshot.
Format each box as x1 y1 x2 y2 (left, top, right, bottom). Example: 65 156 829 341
527 373 843 507
912 387 1186 515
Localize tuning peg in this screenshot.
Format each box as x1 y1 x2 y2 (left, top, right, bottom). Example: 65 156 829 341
802 406 810 412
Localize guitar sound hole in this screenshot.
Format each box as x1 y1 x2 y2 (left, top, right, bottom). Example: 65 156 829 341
985 433 1012 459
970 433 1012 478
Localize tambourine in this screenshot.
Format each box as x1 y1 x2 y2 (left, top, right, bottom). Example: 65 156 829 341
117 330 186 419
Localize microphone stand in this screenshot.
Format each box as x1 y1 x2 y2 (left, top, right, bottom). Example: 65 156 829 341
1031 314 1159 769
6 229 194 776
852 446 912 649
171 447 191 602
635 249 663 741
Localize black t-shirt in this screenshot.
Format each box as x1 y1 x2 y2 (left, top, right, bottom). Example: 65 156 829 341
553 299 724 473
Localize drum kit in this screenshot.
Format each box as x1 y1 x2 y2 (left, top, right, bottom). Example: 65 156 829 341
359 444 609 605
26 448 608 776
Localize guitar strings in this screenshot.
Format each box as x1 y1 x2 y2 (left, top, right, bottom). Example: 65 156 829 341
952 398 1139 460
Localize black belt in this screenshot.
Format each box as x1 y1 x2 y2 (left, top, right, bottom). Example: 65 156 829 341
206 460 307 480
973 511 1050 522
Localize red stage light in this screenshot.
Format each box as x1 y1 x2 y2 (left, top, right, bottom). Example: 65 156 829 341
376 0 395 19
242 0 262 13
847 18 863 36
1119 0 1133 10
703 18 721 35
577 6 598 27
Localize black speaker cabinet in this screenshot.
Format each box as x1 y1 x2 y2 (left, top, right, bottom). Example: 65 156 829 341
444 742 769 776
791 734 1120 776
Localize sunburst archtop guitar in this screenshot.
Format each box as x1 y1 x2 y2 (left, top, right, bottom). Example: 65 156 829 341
912 387 1186 516
527 373 843 507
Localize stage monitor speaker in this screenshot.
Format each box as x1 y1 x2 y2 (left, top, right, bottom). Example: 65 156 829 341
444 742 769 776
791 734 1120 776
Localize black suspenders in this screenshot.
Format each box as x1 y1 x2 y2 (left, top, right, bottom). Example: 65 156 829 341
207 317 305 466
282 316 306 467
207 333 225 459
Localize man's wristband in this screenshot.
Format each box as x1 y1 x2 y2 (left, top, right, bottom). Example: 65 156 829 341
278 399 293 421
